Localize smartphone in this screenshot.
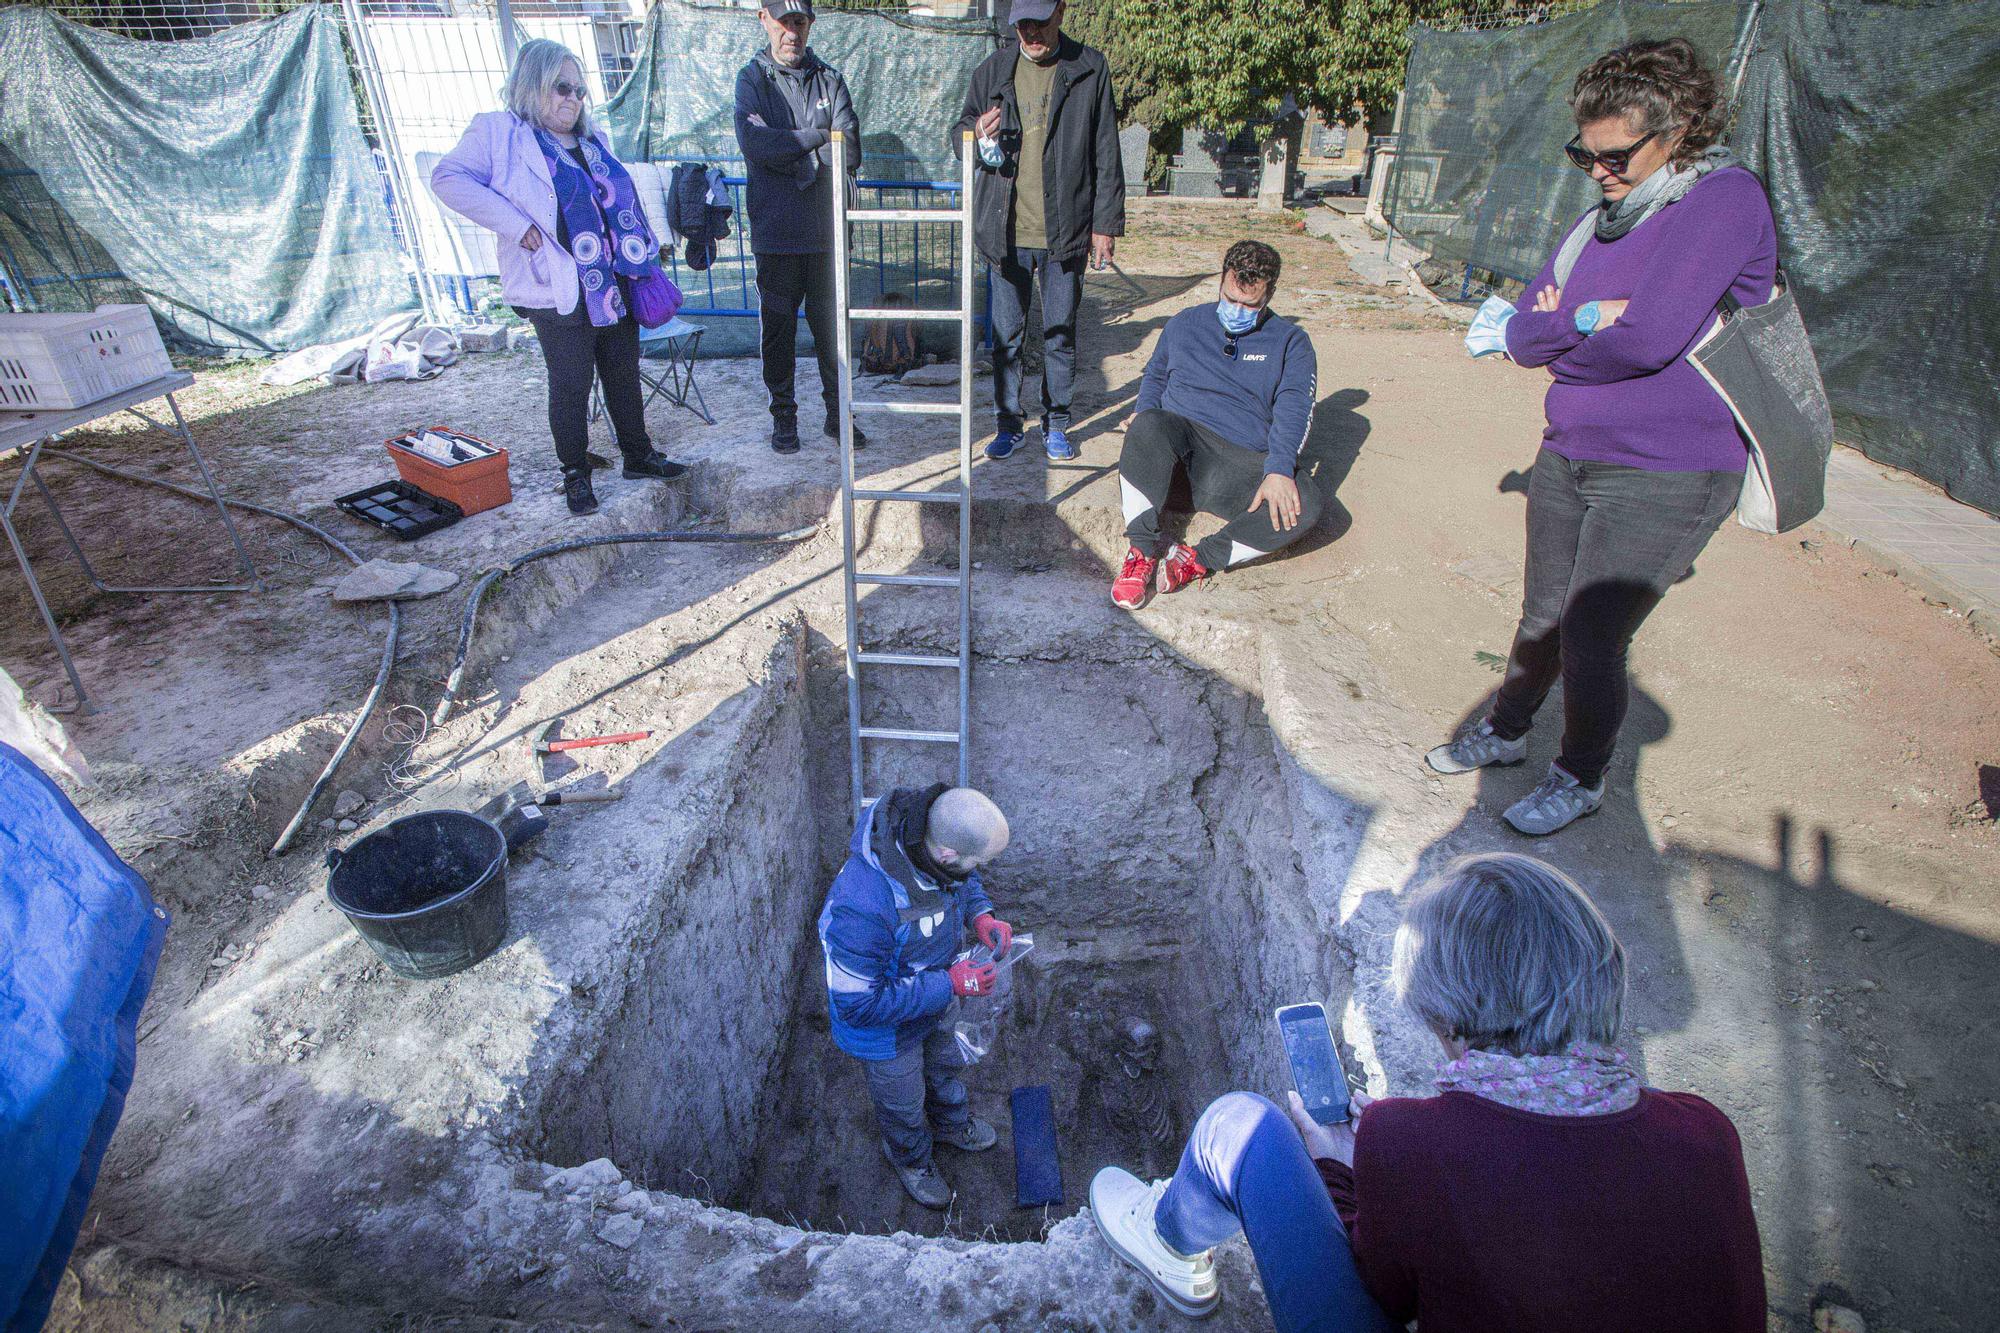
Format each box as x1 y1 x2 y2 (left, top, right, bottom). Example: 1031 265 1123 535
1276 1002 1352 1125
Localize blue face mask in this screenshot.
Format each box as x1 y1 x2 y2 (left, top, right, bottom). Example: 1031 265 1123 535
1217 296 1260 336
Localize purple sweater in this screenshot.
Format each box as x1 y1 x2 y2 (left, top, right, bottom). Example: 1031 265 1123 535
1504 167 1777 472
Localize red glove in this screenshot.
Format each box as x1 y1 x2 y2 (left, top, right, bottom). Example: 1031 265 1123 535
949 956 996 997
973 912 1013 959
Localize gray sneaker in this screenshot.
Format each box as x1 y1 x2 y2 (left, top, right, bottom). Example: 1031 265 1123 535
882 1141 952 1210
1503 765 1605 836
933 1116 998 1153
1426 719 1528 775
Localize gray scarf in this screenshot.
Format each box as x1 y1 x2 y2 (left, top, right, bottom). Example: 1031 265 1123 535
1555 145 1738 285
1598 145 1738 239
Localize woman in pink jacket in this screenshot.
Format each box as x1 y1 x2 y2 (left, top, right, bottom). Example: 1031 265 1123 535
432 39 686 516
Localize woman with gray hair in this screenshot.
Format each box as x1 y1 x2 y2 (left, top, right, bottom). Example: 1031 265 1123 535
433 38 687 516
1091 852 1764 1330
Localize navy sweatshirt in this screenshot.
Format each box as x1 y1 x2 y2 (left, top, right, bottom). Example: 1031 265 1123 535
732 48 859 256
1136 304 1318 478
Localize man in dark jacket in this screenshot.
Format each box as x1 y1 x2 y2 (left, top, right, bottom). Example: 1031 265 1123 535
734 0 864 455
1111 240 1320 611
951 0 1123 463
818 786 1015 1210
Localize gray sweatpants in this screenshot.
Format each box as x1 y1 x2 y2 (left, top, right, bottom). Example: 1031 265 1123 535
862 1015 971 1169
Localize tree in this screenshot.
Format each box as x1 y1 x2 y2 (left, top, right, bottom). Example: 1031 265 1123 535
1066 0 1517 140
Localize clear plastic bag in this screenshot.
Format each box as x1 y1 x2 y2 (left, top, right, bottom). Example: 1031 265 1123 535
951 931 1034 1063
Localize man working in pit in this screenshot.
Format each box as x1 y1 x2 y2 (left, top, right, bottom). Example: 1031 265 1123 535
1112 239 1321 610
817 785 1017 1209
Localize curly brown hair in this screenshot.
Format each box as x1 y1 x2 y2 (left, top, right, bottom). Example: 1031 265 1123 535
1222 240 1282 294
1569 37 1725 165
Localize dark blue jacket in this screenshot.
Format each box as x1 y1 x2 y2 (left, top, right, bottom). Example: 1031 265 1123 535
817 790 994 1061
1136 303 1319 478
732 48 859 256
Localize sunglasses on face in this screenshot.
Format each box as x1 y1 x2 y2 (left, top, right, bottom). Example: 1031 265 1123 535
1564 128 1660 178
552 80 588 101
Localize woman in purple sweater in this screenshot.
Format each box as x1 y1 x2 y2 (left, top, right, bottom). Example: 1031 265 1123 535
1427 38 1778 835
1088 853 1765 1331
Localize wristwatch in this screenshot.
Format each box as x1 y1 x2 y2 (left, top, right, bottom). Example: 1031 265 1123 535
1574 301 1602 334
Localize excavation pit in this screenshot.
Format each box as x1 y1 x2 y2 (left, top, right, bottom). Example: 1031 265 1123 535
516 633 1359 1243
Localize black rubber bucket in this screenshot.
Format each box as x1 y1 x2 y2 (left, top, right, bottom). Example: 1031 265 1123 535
326 810 509 980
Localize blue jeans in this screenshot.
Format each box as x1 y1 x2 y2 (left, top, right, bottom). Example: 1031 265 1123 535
988 247 1083 435
1155 1093 1396 1333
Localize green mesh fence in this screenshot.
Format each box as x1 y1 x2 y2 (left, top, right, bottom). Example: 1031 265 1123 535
0 4 414 353
603 0 996 181
1384 0 2000 516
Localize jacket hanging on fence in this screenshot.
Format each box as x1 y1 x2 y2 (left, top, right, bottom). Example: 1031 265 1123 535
665 162 732 272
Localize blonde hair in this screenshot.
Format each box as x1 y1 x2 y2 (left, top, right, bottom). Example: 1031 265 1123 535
502 38 594 139
1391 853 1626 1056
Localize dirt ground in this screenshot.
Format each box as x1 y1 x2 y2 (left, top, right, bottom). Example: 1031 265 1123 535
7 198 1997 1332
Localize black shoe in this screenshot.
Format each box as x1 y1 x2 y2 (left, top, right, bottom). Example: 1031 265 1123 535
771 418 801 454
562 468 598 516
621 449 688 481
586 451 614 471
825 417 869 450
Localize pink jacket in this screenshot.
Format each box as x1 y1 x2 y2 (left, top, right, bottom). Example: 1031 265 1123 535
431 110 620 316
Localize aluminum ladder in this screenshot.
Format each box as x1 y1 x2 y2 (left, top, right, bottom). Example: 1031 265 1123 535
828 129 977 812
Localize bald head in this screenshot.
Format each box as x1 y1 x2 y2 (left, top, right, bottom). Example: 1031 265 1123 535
923 787 1010 874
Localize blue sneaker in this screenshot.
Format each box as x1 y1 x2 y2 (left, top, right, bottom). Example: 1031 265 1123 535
1044 427 1078 461
985 430 1024 461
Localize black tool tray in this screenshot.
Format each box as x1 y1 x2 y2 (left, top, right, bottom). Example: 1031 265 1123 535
334 479 464 541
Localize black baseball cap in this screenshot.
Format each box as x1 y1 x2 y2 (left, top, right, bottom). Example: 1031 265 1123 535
764 0 813 17
1010 0 1059 23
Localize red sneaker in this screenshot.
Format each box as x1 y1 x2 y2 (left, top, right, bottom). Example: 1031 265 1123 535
1111 546 1157 610
1156 542 1210 595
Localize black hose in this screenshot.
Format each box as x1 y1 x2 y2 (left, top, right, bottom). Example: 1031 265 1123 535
429 525 820 726
39 448 399 858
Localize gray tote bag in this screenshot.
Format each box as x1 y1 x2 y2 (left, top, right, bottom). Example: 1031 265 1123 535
1689 270 1835 534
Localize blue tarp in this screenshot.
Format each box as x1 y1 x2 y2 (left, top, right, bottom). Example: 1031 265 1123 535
0 741 167 1333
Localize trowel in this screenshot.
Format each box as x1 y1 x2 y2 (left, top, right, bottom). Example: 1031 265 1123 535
474 781 621 853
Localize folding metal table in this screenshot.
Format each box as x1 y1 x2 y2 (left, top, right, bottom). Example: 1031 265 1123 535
0 371 261 712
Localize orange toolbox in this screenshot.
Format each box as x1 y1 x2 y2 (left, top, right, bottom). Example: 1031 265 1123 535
385 426 512 516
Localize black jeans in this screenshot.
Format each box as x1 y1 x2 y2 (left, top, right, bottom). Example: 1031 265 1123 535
988 247 1084 435
521 309 651 473
755 250 839 424
1489 449 1740 788
1119 408 1322 572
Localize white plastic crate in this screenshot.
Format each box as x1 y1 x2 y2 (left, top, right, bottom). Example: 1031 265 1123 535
0 305 173 410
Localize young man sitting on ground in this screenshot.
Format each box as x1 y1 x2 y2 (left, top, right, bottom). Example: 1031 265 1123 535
1113 239 1320 609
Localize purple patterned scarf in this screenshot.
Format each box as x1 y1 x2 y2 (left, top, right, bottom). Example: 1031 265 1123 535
1436 1042 1642 1116
535 129 656 327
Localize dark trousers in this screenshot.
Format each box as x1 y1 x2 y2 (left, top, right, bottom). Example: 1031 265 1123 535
1119 408 1322 572
755 250 839 423
523 311 651 473
989 247 1083 435
1489 449 1740 787
860 1016 971 1169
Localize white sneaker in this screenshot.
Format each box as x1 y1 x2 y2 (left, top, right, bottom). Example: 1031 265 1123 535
1089 1167 1220 1319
